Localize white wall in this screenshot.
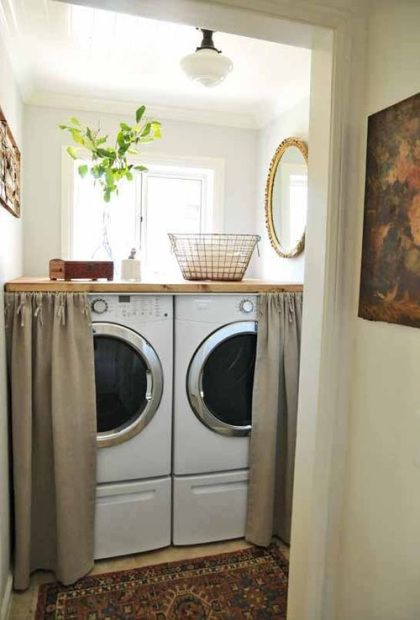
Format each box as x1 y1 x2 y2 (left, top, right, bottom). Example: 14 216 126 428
255 98 309 282
336 2 420 619
0 33 23 616
23 106 259 276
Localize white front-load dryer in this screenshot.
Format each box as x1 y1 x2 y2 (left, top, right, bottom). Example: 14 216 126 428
173 294 258 545
90 294 172 559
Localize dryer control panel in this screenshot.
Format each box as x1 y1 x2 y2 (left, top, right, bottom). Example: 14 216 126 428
176 295 258 323
90 295 172 321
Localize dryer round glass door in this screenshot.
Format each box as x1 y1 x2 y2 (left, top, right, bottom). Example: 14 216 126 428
93 323 163 447
187 321 257 437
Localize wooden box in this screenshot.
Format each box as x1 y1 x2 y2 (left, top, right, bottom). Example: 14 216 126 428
49 259 114 281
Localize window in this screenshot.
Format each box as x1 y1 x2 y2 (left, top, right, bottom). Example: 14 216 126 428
63 154 223 277
288 173 307 244
276 161 307 250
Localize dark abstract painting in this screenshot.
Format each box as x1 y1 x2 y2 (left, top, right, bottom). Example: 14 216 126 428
358 93 420 328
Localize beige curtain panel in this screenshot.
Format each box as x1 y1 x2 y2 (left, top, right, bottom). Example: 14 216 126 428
246 292 303 546
5 292 97 590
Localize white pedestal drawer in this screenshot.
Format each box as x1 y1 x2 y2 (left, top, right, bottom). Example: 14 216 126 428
94 477 171 559
173 470 249 545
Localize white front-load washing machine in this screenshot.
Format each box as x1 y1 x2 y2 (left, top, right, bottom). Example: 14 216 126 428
173 294 258 545
90 294 172 559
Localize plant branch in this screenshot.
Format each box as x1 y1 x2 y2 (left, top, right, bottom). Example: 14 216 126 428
59 106 161 202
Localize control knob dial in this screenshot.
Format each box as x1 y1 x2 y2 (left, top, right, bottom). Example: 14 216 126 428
91 298 108 314
239 298 255 314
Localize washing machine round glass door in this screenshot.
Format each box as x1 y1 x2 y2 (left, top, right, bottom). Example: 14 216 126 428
93 323 163 447
187 321 257 437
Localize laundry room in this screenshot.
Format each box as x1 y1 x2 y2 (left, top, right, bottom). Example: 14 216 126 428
2 0 420 617
0 1 336 618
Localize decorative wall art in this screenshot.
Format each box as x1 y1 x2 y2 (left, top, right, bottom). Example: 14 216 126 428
0 106 21 218
358 92 420 328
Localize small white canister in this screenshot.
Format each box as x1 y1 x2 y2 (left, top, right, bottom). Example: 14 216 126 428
121 248 141 281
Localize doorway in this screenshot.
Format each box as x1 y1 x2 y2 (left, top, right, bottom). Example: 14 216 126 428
83 5 359 620
15 0 365 617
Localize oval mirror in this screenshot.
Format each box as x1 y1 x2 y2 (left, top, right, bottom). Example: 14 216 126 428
265 137 308 258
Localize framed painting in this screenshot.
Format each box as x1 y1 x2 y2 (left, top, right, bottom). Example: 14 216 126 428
0 106 21 218
358 92 420 328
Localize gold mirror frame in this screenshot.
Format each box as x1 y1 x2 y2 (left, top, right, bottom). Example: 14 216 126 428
265 137 308 258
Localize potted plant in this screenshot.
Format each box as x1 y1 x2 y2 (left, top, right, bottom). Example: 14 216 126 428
59 106 161 202
60 106 161 260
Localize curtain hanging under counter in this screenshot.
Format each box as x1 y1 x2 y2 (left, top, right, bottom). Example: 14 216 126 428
246 292 303 547
5 292 97 590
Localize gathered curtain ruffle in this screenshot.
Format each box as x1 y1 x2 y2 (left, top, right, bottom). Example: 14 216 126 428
246 292 303 546
5 292 97 590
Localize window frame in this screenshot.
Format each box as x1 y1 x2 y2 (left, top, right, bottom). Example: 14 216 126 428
61 147 225 262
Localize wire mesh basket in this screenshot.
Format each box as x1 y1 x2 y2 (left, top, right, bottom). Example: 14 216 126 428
168 233 260 281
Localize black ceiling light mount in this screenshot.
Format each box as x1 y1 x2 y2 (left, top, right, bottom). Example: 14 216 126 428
196 29 221 53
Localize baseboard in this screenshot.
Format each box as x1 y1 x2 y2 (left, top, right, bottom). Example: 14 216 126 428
0 572 12 620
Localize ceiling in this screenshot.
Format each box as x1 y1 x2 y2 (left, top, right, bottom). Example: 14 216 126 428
0 0 311 128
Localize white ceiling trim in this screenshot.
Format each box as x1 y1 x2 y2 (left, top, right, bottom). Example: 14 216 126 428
54 0 315 48
27 91 260 130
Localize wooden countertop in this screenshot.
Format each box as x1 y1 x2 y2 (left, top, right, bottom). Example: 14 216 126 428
5 277 303 294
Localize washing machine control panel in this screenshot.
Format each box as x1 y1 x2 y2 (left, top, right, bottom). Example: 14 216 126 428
239 298 255 314
90 295 171 320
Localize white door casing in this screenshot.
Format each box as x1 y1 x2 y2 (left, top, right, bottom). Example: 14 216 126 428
55 2 369 618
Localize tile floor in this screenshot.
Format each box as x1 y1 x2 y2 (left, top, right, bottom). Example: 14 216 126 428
8 538 289 619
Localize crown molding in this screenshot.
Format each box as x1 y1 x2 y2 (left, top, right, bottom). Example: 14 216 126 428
25 89 309 131
26 90 261 130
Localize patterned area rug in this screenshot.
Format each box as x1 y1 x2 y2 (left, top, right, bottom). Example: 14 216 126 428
35 544 288 619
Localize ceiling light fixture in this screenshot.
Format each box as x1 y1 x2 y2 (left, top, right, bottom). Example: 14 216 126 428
181 29 233 87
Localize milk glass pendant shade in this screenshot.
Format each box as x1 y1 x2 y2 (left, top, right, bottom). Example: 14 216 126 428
181 29 233 87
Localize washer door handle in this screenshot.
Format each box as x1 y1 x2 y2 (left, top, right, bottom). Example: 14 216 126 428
145 369 153 402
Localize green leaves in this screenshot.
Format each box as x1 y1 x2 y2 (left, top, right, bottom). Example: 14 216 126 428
59 105 162 202
69 129 85 146
78 164 88 178
66 146 79 160
151 121 162 139
136 106 145 123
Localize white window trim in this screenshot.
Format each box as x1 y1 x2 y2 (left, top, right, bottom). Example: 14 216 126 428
61 146 75 260
61 147 225 260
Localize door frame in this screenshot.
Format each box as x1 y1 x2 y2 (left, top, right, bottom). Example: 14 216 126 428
59 1 368 618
